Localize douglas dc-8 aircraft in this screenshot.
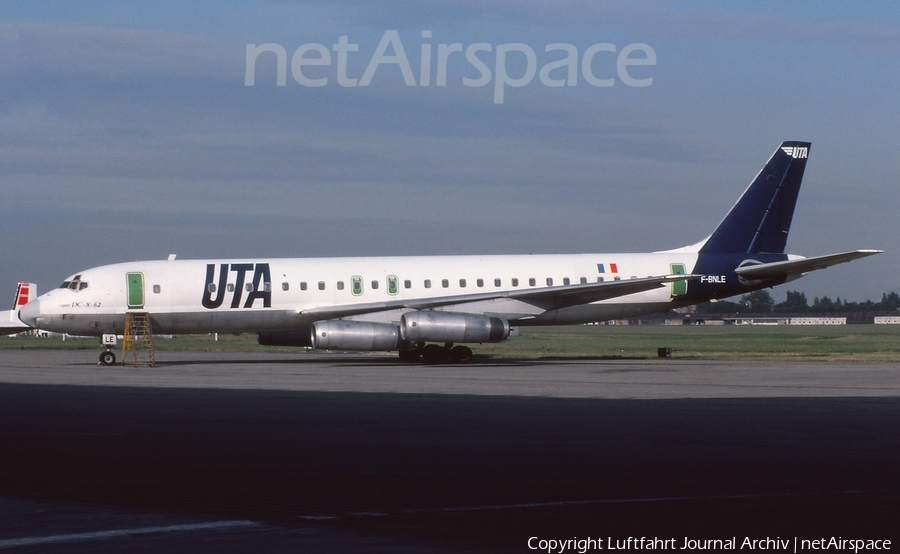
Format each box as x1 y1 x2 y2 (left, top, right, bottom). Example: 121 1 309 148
14 141 881 364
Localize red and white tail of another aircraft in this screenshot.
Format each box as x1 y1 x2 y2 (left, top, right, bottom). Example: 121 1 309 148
1 282 36 335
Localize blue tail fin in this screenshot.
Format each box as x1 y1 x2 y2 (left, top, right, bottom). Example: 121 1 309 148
699 141 810 254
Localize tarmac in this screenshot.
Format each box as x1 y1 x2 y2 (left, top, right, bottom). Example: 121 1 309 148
1 349 899 552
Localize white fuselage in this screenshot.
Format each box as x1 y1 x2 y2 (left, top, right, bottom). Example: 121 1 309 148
27 252 700 337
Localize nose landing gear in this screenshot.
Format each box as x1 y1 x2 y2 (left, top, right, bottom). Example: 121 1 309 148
99 349 117 366
99 333 117 366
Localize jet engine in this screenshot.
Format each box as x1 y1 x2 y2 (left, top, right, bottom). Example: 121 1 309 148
311 320 402 351
400 311 509 343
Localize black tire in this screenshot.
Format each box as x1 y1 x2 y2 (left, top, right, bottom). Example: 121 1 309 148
421 344 449 365
99 351 116 366
449 345 474 364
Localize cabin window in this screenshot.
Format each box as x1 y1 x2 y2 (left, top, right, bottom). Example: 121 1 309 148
459 279 466 288
424 279 432 289
494 278 501 287
337 281 344 291
282 282 289 291
546 278 553 286
244 283 252 292
318 281 325 290
226 283 234 292
404 280 412 289
597 277 604 282
351 276 363 295
153 285 161 294
207 283 216 293
528 278 536 287
371 280 379 290
580 277 587 284
300 281 308 291
264 282 271 293
614 276 621 281
511 278 519 287
476 279 484 287
563 277 570 285
387 275 399 295
442 279 449 288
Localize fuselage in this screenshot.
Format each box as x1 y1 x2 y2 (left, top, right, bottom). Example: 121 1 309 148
24 251 714 337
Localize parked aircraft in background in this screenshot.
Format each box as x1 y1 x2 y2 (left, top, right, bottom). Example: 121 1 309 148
15 142 881 364
1 282 36 336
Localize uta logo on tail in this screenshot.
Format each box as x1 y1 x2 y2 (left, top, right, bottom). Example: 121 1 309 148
781 146 808 158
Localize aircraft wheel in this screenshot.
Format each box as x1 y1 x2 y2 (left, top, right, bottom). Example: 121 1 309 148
99 351 117 366
449 345 474 364
421 344 449 365
398 349 422 363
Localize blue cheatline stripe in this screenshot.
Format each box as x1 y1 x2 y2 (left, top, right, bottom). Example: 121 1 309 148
0 520 258 549
597 264 605 273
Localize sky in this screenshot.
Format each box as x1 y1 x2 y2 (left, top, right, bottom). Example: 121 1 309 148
1 1 897 303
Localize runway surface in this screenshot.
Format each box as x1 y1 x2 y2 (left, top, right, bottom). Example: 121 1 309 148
1 350 899 552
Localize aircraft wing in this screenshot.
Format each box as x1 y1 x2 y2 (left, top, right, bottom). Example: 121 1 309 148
734 250 882 280
299 273 697 321
0 309 31 335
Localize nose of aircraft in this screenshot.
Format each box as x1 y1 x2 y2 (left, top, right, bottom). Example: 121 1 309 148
18 299 41 327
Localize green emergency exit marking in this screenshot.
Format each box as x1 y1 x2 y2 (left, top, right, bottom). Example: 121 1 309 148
670 263 687 297
127 272 144 308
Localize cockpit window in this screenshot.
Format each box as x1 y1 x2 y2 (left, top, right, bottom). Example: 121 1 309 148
59 275 88 291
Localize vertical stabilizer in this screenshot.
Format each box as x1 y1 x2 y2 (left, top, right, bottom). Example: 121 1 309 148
13 282 35 310
699 141 810 254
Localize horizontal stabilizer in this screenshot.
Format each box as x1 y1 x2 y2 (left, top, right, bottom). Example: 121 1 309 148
734 250 882 279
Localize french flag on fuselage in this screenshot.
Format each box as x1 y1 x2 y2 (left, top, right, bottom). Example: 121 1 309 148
597 263 618 274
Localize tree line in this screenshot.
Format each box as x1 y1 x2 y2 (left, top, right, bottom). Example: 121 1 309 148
695 290 900 316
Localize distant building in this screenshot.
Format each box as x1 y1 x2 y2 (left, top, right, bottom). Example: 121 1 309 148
874 316 900 325
725 317 846 325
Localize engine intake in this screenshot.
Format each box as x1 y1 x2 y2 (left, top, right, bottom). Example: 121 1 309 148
311 320 401 351
401 311 509 343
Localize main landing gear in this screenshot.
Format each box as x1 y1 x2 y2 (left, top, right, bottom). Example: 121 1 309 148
399 343 474 364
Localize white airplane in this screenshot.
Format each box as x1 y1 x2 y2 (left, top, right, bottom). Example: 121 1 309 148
16 141 881 364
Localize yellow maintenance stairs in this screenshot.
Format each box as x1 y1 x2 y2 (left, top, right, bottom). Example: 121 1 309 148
122 312 156 367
